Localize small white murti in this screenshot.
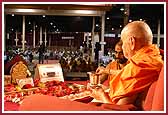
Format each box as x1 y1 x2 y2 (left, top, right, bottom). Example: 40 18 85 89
34 63 64 83
16 77 34 88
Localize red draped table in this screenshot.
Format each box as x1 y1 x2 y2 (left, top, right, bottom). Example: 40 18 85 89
4 80 89 111
4 80 109 111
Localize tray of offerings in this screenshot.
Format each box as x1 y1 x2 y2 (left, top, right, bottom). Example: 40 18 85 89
4 79 92 104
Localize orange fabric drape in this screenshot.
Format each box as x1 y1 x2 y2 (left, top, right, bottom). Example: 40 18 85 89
106 61 119 70
108 44 163 104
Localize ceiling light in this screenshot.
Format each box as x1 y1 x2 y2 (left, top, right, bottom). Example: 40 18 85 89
120 7 124 11
16 9 37 13
35 25 38 28
96 24 99 27
120 25 122 28
74 10 94 14
106 17 109 20
28 21 31 25
12 14 14 16
140 19 143 21
111 28 114 30
43 15 46 18
50 22 53 25
53 26 56 28
129 20 132 22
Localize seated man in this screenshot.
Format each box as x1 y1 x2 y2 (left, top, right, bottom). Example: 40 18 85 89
90 21 163 106
99 40 128 84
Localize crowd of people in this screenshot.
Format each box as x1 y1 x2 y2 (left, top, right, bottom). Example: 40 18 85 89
4 46 103 75
59 51 96 73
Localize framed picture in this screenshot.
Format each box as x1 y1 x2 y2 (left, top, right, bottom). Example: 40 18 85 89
34 63 64 82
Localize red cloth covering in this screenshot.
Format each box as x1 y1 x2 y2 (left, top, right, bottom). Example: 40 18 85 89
4 80 109 111
143 67 164 111
4 102 20 111
151 67 164 111
19 94 108 111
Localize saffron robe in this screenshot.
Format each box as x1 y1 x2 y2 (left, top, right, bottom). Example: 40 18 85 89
109 44 163 104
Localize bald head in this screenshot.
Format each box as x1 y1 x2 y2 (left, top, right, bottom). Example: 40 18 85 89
121 21 153 46
121 21 153 59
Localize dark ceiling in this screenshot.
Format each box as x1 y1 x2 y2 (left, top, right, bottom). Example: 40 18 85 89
5 4 164 34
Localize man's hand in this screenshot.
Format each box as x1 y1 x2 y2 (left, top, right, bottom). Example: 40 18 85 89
90 86 105 100
90 86 111 103
96 66 109 75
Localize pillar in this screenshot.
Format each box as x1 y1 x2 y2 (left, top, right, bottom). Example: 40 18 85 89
86 33 90 48
44 27 47 47
14 30 19 46
124 4 130 26
91 16 95 62
33 22 36 48
49 35 51 47
100 12 105 56
22 15 25 51
157 19 161 48
40 26 43 45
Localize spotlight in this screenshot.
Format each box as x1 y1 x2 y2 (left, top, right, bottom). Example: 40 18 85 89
129 20 132 22
120 7 124 11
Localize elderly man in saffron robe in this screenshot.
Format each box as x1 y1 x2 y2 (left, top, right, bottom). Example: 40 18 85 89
90 21 163 107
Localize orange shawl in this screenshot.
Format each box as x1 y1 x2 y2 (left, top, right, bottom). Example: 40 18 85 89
106 60 128 70
109 44 163 104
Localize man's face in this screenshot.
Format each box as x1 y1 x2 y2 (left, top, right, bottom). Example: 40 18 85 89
114 44 126 63
121 34 131 59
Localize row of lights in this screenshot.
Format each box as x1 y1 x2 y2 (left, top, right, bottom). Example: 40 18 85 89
12 14 109 32
106 7 125 20
120 7 128 15
129 18 145 23
11 14 145 32
106 17 143 22
8 28 89 34
12 14 58 30
12 14 46 17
